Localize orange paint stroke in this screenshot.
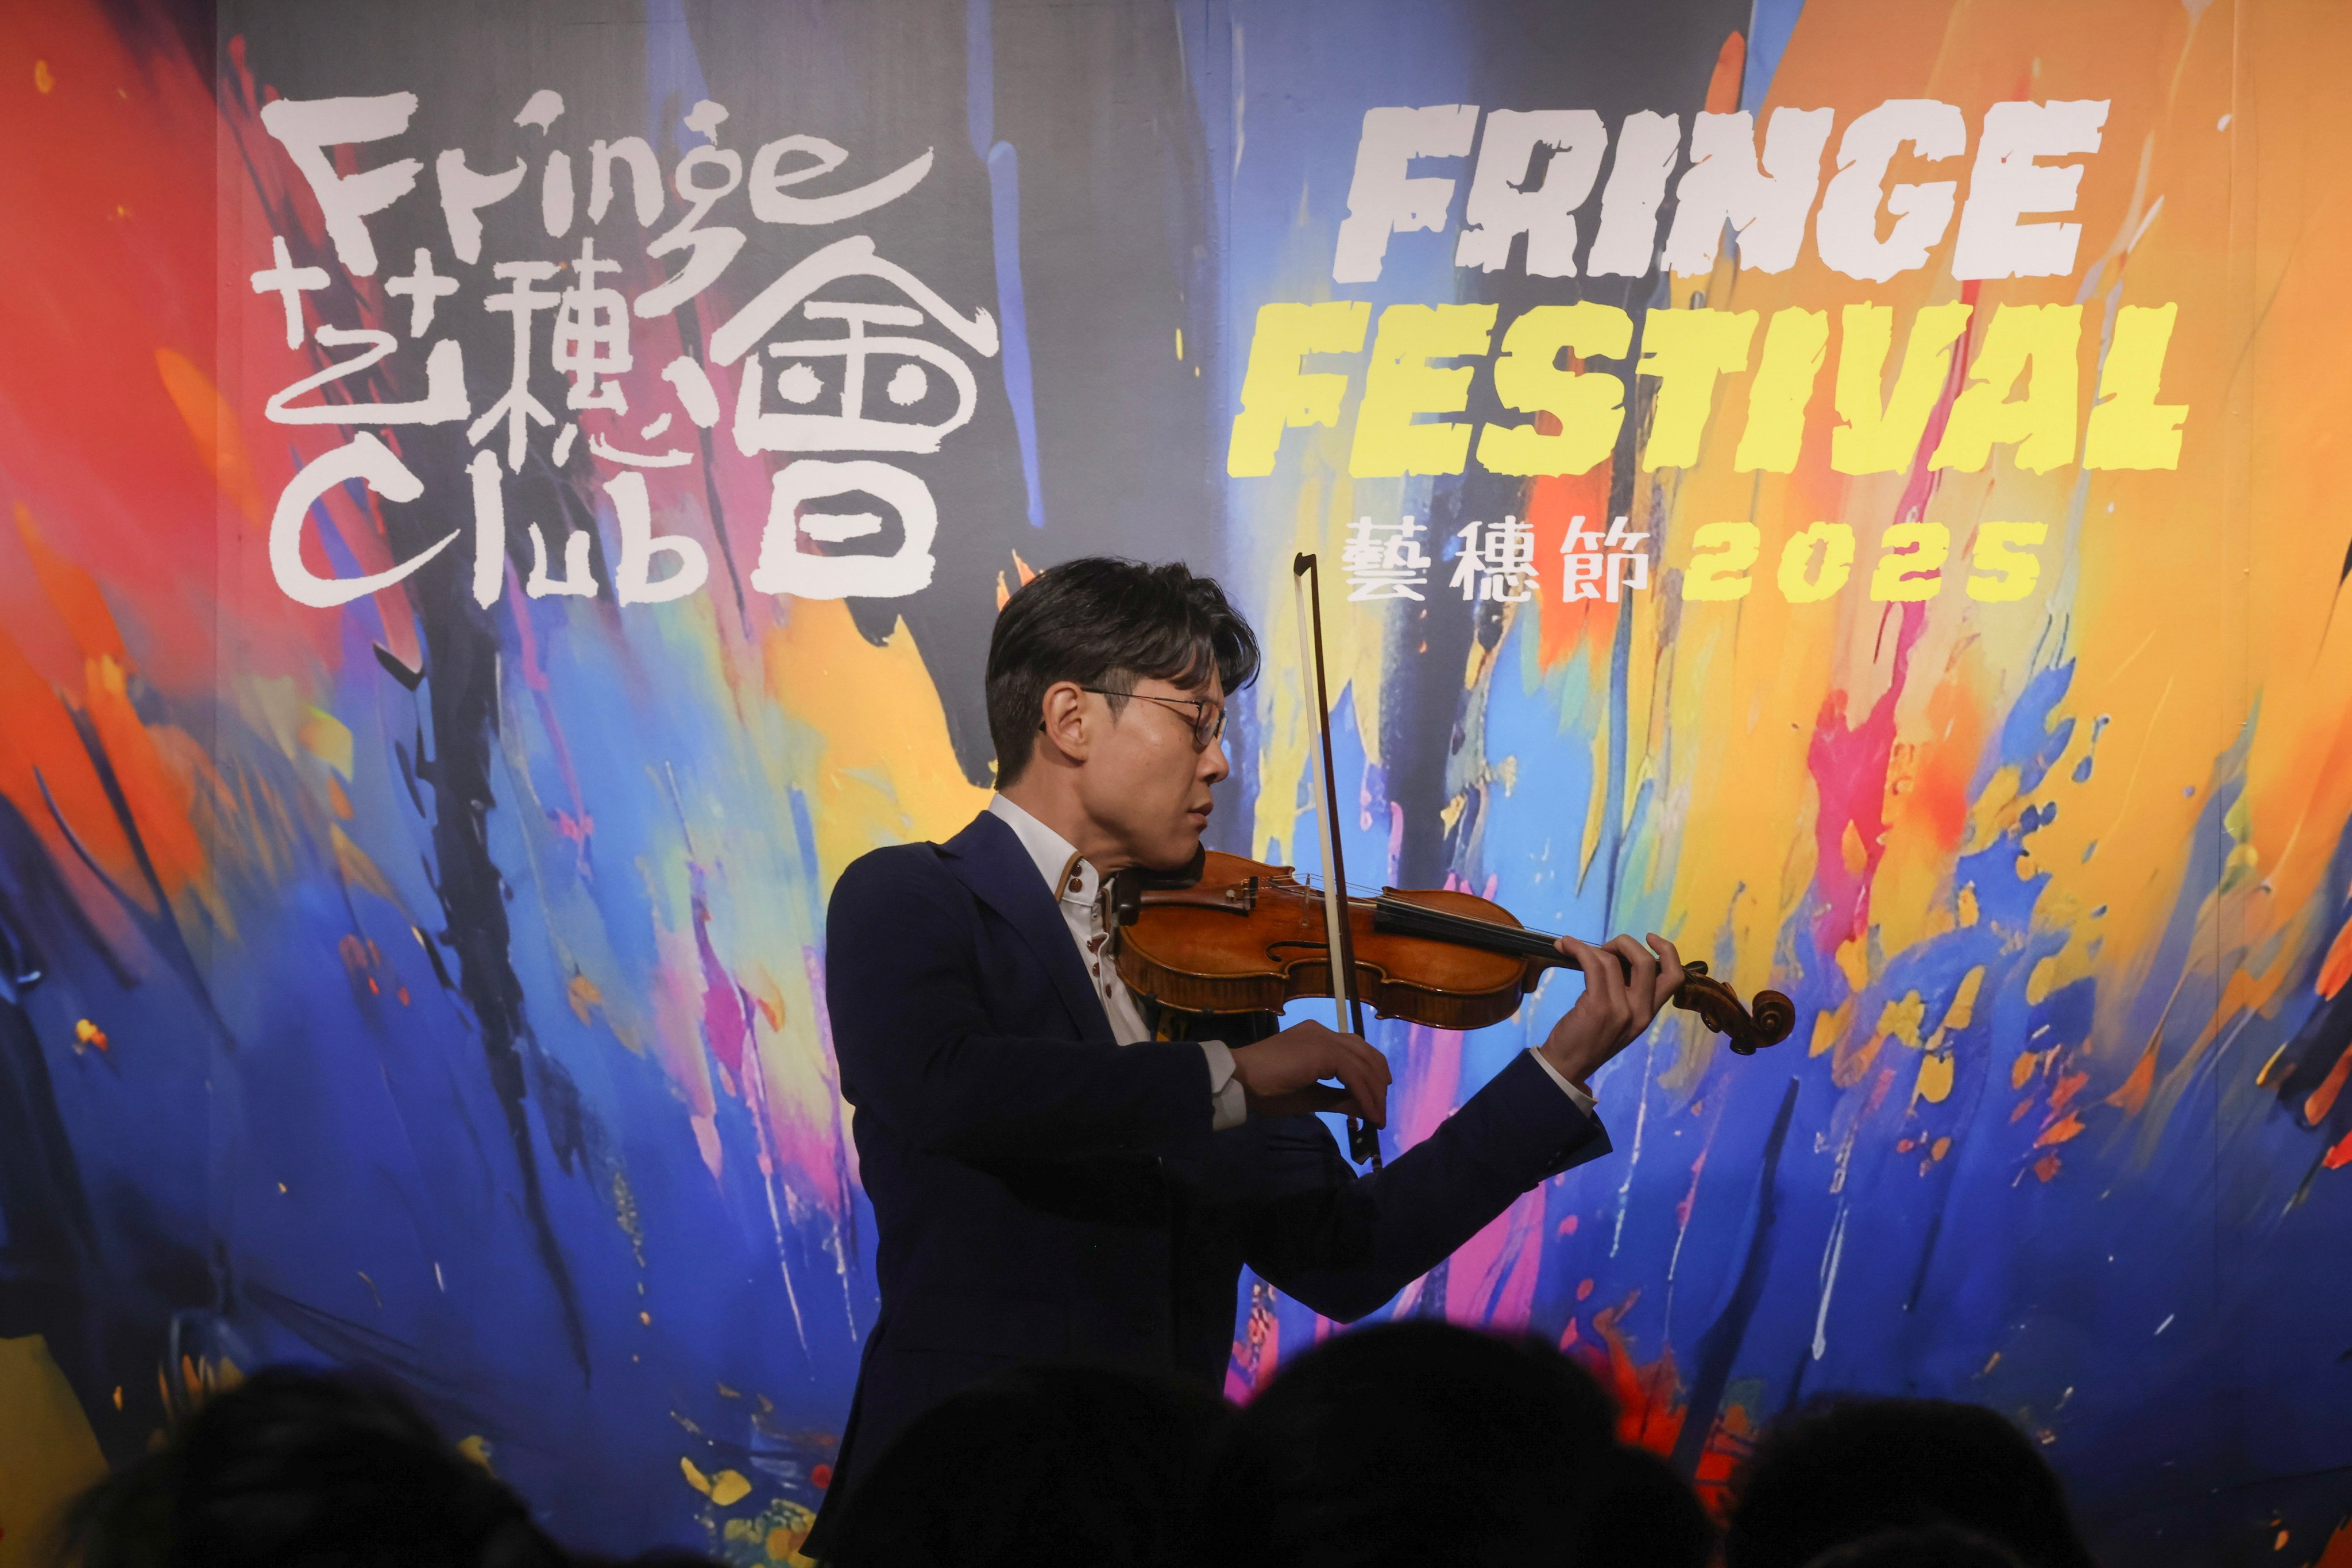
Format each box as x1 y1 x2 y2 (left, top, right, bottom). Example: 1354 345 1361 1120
155 347 267 528
2046 1069 2091 1118
2304 1046 2352 1127
1527 458 1617 671
2104 1037 2159 1117
1703 31 1746 116
85 655 214 910
0 620 153 922
16 505 127 669
2034 1114 2087 1148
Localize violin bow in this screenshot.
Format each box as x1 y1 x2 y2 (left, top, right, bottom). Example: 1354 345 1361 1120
1292 554 1382 1169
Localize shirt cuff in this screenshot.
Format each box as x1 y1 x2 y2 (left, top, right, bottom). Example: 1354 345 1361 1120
1525 1046 1597 1117
1201 1040 1249 1131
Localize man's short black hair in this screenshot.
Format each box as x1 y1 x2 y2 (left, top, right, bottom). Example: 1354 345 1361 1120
65 1366 578 1568
1204 1320 1619 1567
1724 1396 2095 1568
987 557 1260 786
821 1361 1236 1567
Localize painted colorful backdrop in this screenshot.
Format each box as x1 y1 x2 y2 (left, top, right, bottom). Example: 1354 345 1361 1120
3 1 2351 1564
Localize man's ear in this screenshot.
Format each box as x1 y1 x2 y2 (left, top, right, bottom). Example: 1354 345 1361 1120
1036 680 1091 764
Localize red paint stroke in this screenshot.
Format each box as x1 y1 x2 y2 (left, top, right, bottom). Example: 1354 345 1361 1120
1674 1148 1709 1232
1690 1403 1758 1525
1862 1061 1898 1119
0 5 225 684
1805 284 1983 964
693 891 750 1084
1582 1289 1686 1455
1526 453 1617 671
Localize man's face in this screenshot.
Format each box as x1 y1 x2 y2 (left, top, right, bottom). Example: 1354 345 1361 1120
1073 673 1230 871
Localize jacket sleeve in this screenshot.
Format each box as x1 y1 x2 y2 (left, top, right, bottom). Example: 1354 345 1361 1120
1242 1048 1612 1323
825 848 1214 1162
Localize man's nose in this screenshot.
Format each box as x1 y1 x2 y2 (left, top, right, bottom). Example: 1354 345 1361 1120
1200 734 1231 786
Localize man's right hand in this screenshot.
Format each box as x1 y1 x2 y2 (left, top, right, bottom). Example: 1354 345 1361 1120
1229 1021 1391 1127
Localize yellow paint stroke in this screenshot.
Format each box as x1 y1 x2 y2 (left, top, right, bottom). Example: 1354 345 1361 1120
1917 1051 1955 1104
329 824 401 907
0 1335 107 1568
1578 721 1610 886
1876 991 1926 1049
298 706 354 779
1809 1000 1851 1059
612 1169 647 1269
1942 967 1986 1033
764 602 990 888
1835 936 1869 994
681 1457 752 1508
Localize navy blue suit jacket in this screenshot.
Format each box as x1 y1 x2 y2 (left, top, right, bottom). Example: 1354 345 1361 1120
805 808 1611 1551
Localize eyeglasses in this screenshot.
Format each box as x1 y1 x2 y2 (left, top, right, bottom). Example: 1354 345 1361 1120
1074 686 1227 750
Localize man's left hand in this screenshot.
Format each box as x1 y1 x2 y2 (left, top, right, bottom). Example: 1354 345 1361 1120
1536 933 1687 1095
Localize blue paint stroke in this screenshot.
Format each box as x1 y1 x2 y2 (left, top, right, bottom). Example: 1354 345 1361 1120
987 144 1046 530
643 0 714 151
1740 0 1809 114
967 0 1046 529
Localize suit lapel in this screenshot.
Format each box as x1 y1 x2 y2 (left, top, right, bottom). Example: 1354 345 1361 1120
940 810 1117 1045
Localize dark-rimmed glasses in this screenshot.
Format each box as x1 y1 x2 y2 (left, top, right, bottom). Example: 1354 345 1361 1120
1075 686 1226 750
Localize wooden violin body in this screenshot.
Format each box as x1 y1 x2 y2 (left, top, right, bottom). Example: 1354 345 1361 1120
1112 851 1532 1030
1109 851 1796 1055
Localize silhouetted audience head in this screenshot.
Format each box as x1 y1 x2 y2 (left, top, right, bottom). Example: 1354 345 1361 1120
817 1361 1236 1568
1725 1397 2093 1568
1802 1523 2029 1568
1575 1443 1714 1568
1207 1320 1618 1567
65 1366 571 1568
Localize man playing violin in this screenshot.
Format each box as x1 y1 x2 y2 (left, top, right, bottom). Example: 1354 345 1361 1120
804 557 1686 1556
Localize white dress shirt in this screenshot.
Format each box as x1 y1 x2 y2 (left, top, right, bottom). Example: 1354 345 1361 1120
989 793 1251 1130
986 793 1598 1129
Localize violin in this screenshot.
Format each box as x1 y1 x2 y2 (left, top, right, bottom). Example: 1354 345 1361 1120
1107 849 1795 1055
1104 553 1791 1165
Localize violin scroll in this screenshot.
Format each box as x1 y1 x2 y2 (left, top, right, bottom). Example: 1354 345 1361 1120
1670 961 1795 1055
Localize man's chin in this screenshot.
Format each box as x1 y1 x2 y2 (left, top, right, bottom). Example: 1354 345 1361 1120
1137 824 1208 875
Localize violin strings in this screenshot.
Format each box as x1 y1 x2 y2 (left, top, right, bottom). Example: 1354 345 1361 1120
1293 871 1561 943
1294 871 1403 899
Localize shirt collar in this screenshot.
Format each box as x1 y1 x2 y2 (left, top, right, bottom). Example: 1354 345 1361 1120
987 793 1100 906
